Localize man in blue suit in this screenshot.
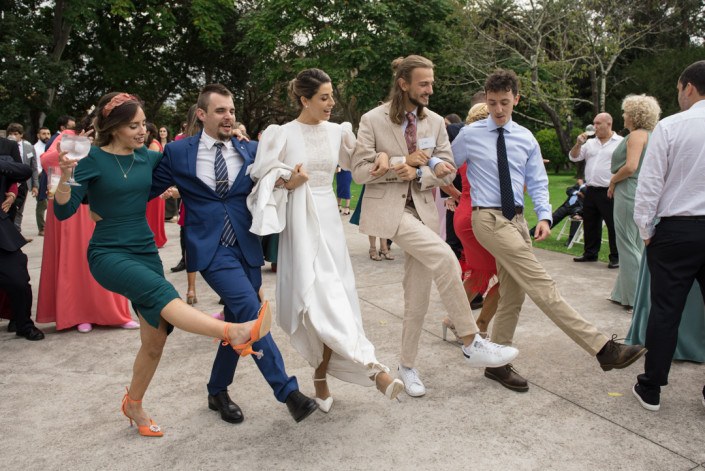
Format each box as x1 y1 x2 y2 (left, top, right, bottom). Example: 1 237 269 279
151 84 317 424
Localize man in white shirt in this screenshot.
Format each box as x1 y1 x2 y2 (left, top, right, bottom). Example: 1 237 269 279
631 60 705 412
33 127 50 164
33 127 50 236
569 113 622 268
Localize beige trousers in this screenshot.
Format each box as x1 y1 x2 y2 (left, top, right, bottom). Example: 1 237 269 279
393 207 479 367
472 209 609 355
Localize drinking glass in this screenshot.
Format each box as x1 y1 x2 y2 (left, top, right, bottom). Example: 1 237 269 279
47 166 61 200
585 124 596 138
60 135 91 186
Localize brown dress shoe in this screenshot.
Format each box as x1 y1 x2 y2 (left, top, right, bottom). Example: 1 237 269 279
484 364 529 392
596 335 646 371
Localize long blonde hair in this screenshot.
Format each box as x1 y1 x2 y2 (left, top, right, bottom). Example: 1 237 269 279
387 55 434 125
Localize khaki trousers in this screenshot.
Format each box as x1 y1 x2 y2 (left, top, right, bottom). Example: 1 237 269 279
393 207 479 367
472 209 608 355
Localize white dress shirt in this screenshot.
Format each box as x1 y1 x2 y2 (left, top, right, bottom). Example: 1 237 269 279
34 141 47 172
634 100 705 239
569 132 622 187
196 132 243 191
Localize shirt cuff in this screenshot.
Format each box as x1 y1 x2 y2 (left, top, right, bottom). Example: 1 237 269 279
428 157 442 170
639 224 655 240
536 210 553 223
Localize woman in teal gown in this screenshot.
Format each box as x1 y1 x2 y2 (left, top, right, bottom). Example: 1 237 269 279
608 94 660 308
626 254 705 362
54 93 264 437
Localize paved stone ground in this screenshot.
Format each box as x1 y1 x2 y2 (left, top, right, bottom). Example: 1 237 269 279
1 197 703 470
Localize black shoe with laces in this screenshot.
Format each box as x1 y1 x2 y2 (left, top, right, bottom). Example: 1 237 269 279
632 383 660 411
596 335 646 371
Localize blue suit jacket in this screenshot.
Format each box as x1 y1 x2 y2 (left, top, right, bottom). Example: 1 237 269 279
150 133 264 272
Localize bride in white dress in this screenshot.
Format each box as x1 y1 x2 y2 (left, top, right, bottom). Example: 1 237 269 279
248 68 403 412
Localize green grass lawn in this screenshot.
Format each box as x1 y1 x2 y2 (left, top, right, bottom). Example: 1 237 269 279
524 173 612 263
336 172 612 263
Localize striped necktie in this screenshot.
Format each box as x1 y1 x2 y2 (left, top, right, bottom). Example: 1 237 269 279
214 142 237 246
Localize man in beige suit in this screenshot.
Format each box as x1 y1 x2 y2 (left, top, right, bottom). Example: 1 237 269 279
351 55 519 397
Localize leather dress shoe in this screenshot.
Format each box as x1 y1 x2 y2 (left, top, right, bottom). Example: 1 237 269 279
285 390 318 423
208 391 244 424
484 364 529 392
608 260 619 269
7 320 16 332
170 259 186 273
16 326 45 341
573 255 598 262
596 336 646 371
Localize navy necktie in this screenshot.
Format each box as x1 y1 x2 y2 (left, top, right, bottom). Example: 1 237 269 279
496 127 515 221
214 142 237 246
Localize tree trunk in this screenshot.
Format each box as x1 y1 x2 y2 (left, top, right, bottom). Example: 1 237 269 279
44 0 74 121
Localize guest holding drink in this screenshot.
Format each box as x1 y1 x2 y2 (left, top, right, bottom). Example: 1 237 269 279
37 113 136 333
53 92 270 436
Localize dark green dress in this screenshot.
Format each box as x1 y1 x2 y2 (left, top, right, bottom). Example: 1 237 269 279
54 146 179 330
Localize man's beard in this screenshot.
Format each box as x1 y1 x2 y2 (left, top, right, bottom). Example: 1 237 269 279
409 95 427 112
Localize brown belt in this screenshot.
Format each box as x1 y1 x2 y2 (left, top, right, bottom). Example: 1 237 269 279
472 206 523 215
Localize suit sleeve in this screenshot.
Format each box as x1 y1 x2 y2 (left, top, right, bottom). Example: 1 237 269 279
351 113 403 185
149 148 174 200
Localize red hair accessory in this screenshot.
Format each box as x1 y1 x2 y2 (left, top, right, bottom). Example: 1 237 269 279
102 93 137 117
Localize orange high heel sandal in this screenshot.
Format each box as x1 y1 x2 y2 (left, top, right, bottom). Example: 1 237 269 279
121 387 163 437
221 300 272 359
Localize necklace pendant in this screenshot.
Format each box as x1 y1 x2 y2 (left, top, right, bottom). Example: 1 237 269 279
123 174 127 179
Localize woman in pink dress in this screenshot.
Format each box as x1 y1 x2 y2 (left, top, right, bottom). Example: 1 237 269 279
37 117 136 333
144 123 167 248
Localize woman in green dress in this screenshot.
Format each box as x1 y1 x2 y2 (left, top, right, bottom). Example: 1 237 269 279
54 92 269 437
607 94 661 308
627 256 705 362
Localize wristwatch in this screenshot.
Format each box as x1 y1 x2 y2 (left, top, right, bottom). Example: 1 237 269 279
415 168 423 182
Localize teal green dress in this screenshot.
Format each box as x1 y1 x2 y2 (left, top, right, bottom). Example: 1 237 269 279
54 146 179 330
626 254 705 362
609 134 647 307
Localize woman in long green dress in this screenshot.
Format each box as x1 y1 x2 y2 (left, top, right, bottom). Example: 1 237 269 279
608 95 660 308
54 92 268 437
626 256 705 362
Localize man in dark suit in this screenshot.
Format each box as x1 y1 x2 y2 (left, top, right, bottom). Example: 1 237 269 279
151 84 316 424
0 137 44 340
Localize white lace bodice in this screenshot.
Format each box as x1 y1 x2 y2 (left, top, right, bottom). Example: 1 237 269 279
297 122 338 188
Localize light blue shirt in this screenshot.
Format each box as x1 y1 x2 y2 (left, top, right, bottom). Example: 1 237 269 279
452 117 552 222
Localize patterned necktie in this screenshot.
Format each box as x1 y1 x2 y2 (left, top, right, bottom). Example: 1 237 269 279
405 112 417 153
214 142 237 246
496 127 516 221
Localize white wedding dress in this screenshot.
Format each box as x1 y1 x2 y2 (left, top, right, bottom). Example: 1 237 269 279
248 120 388 386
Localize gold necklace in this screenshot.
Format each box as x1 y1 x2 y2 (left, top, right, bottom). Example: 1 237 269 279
110 151 135 179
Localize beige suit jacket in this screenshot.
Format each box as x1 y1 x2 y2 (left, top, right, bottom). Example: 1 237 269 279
351 102 455 239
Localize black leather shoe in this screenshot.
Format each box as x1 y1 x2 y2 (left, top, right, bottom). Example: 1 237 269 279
470 294 484 310
608 260 619 269
285 390 318 423
16 326 45 341
573 255 598 262
596 335 646 371
208 391 244 424
484 364 529 392
170 259 186 273
7 320 16 332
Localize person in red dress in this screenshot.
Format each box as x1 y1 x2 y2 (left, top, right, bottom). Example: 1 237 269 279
144 122 167 248
443 103 499 339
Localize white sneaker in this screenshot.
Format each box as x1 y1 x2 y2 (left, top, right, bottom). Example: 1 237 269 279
462 337 519 368
397 366 426 397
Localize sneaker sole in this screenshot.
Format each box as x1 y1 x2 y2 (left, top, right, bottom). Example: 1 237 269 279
600 346 647 371
403 387 426 397
632 385 660 411
484 370 529 392
464 349 519 369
